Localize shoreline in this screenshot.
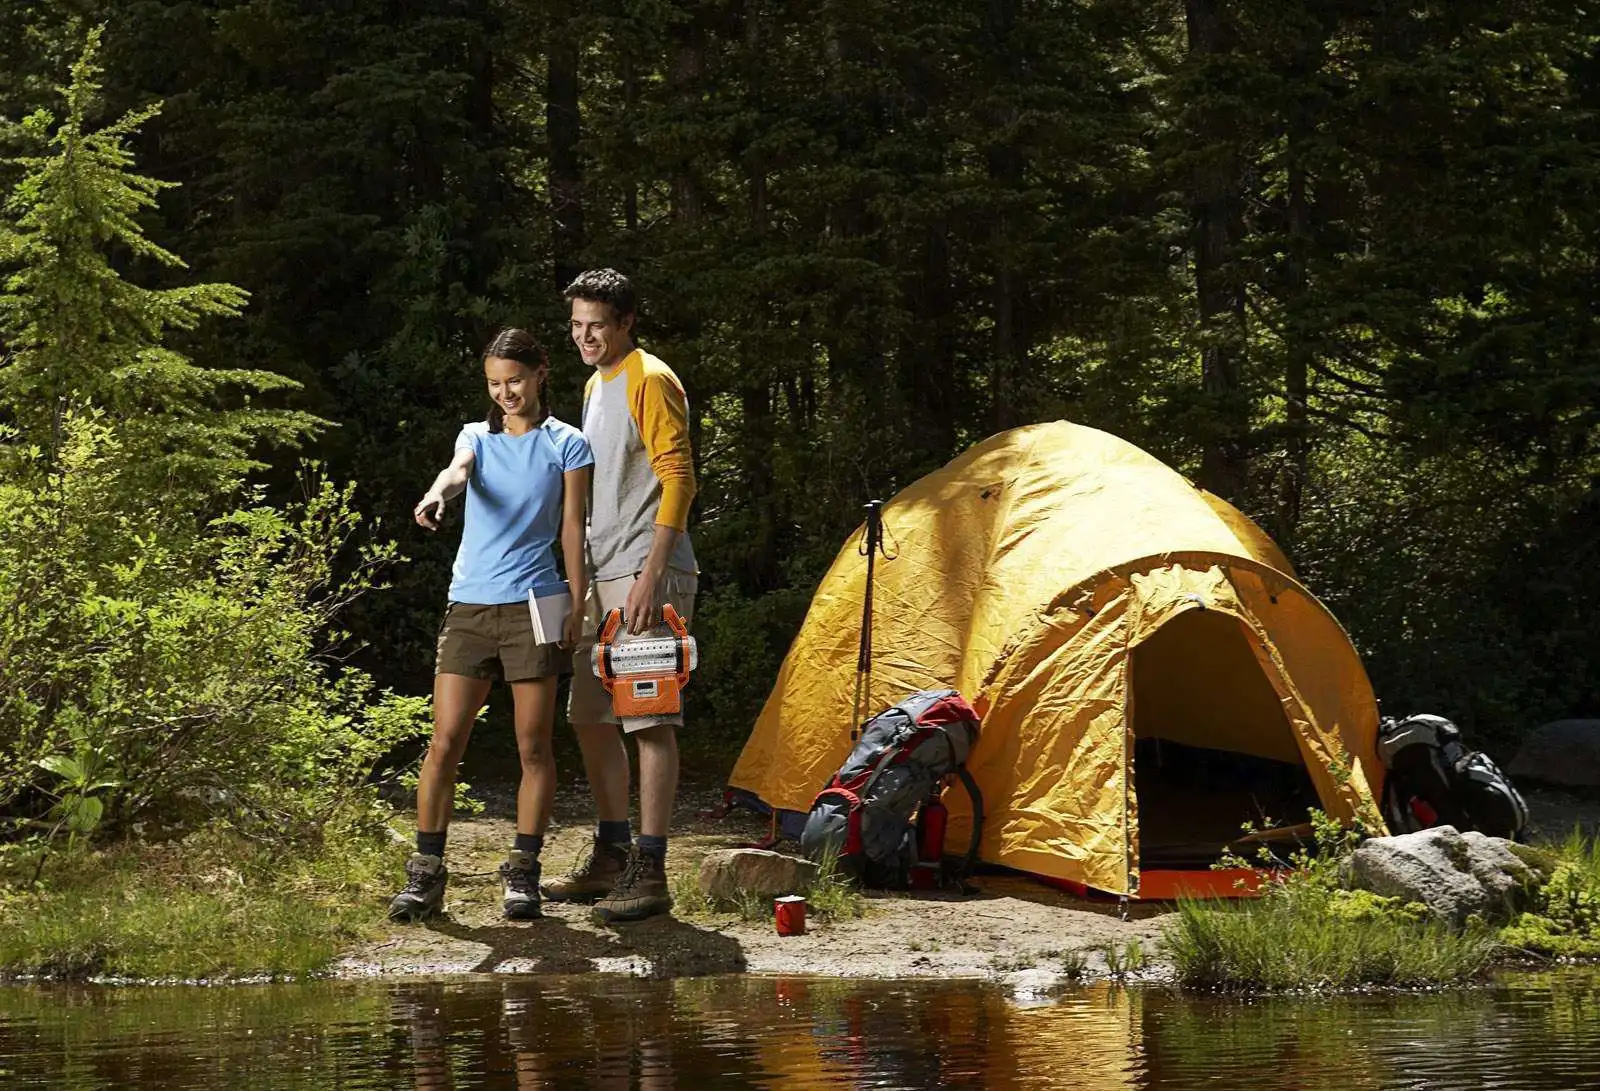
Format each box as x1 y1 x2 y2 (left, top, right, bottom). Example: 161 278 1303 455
4 782 1597 991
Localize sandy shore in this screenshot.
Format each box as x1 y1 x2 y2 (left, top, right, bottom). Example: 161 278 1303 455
337 779 1598 987
337 780 1171 988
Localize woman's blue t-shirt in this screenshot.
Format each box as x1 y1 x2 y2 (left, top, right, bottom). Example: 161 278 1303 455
448 416 594 605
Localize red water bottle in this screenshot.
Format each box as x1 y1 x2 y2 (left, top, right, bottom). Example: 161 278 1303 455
910 796 948 889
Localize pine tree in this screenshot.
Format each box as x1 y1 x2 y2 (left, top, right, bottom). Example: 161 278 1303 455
0 28 319 497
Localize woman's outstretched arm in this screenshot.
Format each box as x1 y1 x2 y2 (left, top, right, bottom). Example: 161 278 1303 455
415 447 475 530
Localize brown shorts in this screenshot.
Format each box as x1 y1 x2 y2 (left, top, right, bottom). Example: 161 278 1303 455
435 601 565 682
568 569 698 731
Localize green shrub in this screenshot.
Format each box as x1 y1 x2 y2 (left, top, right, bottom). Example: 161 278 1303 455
0 425 429 848
1101 937 1148 979
802 851 867 921
0 32 429 854
1323 887 1429 925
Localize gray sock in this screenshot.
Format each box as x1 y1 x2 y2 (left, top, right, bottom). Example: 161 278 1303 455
597 820 631 844
636 834 667 859
416 830 446 858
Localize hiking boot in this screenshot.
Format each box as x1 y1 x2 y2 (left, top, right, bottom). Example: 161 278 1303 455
499 850 543 920
388 853 447 921
540 837 631 903
591 849 672 924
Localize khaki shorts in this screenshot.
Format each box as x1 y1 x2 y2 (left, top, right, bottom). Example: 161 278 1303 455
435 602 565 682
568 568 698 731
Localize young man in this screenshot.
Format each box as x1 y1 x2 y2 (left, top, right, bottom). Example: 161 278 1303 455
541 268 698 923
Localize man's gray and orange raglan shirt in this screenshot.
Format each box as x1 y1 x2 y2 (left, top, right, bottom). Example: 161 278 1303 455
582 347 697 580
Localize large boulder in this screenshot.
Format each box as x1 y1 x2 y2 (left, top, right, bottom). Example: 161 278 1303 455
1342 826 1537 926
697 849 818 902
1510 719 1600 788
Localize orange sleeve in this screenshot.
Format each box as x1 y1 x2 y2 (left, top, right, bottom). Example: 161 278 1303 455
629 361 697 530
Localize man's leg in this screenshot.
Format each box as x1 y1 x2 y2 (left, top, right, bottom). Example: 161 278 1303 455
634 723 678 843
630 568 695 857
541 721 633 902
573 721 632 825
569 577 634 832
591 570 695 923
588 721 677 923
545 580 637 902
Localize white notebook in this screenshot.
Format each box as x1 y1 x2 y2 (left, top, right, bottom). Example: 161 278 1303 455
528 582 572 645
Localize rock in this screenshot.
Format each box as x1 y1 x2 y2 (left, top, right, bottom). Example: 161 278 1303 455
697 849 818 902
1342 826 1536 926
1510 719 1600 788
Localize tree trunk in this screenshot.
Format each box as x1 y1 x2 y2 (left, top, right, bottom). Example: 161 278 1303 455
622 53 639 234
738 382 780 593
1278 121 1311 547
739 0 778 592
745 1 768 230
669 18 705 226
1187 0 1250 503
902 220 957 460
461 0 502 324
547 20 583 288
988 0 1024 432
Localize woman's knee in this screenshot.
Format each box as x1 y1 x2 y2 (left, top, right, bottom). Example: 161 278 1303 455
422 728 472 770
516 732 555 771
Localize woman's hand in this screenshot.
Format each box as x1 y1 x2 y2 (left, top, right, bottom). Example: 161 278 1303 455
414 491 447 530
417 450 473 531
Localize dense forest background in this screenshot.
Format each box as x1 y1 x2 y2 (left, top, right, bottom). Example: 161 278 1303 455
3 0 1596 765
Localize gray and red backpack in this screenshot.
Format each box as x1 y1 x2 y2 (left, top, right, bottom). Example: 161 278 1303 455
800 688 984 887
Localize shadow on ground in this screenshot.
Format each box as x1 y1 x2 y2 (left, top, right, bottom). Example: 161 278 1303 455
422 910 746 978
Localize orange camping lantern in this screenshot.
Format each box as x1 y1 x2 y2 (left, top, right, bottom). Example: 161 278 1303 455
590 603 697 718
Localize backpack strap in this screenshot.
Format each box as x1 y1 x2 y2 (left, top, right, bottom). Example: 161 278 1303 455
812 785 866 855
855 734 915 799
948 765 985 879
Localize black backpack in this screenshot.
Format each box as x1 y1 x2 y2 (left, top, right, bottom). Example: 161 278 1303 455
800 688 984 887
1377 713 1528 841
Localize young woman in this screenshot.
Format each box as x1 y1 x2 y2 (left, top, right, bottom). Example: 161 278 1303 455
389 328 593 922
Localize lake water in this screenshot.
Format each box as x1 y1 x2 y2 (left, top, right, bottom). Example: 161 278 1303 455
2 968 1597 1089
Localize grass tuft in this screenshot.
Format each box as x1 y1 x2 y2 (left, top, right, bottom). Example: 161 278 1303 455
802 852 867 922
1164 884 1499 992
1056 947 1089 980
1100 937 1148 980
669 867 715 918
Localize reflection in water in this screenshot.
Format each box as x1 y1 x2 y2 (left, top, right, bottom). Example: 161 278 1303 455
1 968 1598 1089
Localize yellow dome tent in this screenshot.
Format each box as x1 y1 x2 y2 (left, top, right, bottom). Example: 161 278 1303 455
728 421 1385 898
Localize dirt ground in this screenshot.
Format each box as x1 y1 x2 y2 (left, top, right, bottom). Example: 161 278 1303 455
336 776 1170 990
336 777 1600 988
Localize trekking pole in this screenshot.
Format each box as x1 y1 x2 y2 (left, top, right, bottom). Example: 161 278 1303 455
850 500 887 741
